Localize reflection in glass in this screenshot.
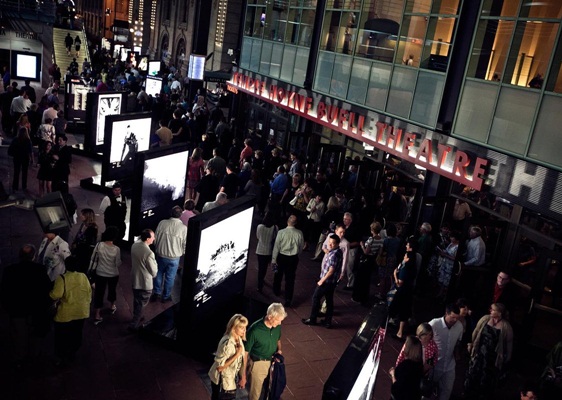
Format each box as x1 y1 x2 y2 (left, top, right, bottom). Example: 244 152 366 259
366 62 391 110
467 20 515 81
481 0 519 17
431 0 460 15
504 21 559 88
396 16 428 68
421 17 456 71
488 87 539 154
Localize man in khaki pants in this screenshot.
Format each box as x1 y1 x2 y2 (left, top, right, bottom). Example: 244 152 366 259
244 303 286 400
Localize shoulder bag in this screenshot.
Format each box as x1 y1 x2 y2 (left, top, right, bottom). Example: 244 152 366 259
88 243 100 283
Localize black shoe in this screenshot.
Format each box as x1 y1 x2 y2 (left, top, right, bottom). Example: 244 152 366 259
284 301 292 307
320 319 332 329
150 294 161 302
343 286 354 291
161 297 173 303
351 297 361 303
302 318 317 326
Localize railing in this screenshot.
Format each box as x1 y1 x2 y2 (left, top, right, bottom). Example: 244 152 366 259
0 0 56 22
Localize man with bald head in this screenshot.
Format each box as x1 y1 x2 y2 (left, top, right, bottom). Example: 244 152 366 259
272 215 304 307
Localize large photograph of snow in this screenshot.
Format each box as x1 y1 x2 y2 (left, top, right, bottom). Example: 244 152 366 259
138 149 189 230
193 207 253 305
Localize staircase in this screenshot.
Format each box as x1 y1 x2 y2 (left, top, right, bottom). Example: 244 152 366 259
53 27 90 74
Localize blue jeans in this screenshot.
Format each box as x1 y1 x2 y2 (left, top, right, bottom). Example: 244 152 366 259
154 256 180 299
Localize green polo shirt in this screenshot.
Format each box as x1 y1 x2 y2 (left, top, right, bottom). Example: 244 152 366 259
244 317 281 360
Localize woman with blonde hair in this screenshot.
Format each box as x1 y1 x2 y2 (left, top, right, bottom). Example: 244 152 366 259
208 314 248 400
390 335 423 399
465 303 513 397
71 208 98 273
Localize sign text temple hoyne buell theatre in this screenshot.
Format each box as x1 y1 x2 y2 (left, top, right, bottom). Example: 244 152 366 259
228 71 489 191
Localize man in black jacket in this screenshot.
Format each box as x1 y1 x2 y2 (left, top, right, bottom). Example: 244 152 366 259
0 245 52 367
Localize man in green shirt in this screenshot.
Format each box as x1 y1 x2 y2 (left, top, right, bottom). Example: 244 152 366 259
244 303 287 400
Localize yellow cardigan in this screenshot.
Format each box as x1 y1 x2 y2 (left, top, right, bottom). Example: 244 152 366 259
50 271 92 323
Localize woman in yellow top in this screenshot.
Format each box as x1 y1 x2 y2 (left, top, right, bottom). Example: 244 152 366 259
50 256 92 366
208 314 248 400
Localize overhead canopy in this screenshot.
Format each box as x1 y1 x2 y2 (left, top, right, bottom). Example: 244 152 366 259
204 70 232 83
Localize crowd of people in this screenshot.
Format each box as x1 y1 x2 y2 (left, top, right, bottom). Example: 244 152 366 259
0 38 558 400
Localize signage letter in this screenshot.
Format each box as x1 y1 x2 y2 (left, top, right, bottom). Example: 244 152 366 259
453 150 470 178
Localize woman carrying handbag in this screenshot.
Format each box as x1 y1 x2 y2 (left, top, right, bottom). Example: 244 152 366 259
208 314 248 400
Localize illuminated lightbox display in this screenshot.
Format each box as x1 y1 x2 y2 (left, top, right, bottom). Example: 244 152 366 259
148 60 161 76
137 56 149 72
102 113 152 182
194 206 253 306
17 54 38 79
64 77 95 121
131 145 189 236
145 76 163 97
12 51 41 81
95 93 123 145
188 54 205 80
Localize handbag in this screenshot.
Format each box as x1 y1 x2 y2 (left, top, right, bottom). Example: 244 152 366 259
87 243 100 283
420 369 436 398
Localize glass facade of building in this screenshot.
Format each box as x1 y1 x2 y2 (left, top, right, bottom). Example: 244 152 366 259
453 0 562 169
241 0 462 129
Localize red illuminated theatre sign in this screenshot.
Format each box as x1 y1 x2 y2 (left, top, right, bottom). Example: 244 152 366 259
228 71 489 190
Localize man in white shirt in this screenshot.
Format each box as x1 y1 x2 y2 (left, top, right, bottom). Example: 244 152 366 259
152 206 187 303
170 77 182 91
10 91 31 135
464 226 486 267
429 304 464 400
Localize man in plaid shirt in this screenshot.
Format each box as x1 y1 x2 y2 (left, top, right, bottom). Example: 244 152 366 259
302 234 343 328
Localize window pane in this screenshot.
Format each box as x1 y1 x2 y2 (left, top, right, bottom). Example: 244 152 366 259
410 71 445 126
298 9 315 47
293 47 309 86
321 10 340 51
405 0 431 14
488 87 539 154
280 45 296 82
259 42 272 74
467 20 515 81
528 95 562 167
250 40 262 71
240 37 252 69
481 0 519 17
330 54 352 98
355 12 399 62
422 17 455 71
285 7 299 44
454 80 497 142
520 0 562 19
546 36 562 93
386 66 416 117
396 16 427 67
269 42 283 78
504 21 559 89
314 51 335 93
431 0 460 15
347 59 371 104
271 5 288 41
366 62 391 110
